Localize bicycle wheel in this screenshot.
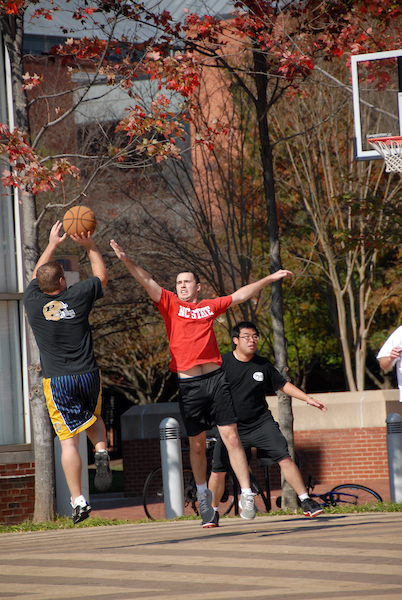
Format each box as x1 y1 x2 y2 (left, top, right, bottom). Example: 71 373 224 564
143 467 197 520
143 467 164 520
250 473 271 514
330 483 382 506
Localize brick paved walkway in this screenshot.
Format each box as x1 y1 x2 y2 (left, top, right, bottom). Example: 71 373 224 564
1 511 401 599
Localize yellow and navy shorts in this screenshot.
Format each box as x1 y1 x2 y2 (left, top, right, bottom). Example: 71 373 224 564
43 370 102 440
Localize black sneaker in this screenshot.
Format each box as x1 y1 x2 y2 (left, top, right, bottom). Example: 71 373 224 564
301 497 323 518
72 502 91 524
202 510 219 528
94 450 112 492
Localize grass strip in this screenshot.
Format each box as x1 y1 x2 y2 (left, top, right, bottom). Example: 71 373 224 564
1 502 401 533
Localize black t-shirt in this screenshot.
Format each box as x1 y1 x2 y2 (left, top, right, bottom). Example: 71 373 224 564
23 277 103 378
221 351 287 424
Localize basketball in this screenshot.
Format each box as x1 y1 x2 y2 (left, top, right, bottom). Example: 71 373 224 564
62 205 96 236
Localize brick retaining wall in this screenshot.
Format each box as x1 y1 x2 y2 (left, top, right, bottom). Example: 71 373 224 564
0 462 35 524
122 426 389 497
122 439 161 497
295 427 388 483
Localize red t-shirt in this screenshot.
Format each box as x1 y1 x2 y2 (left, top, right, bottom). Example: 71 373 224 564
154 288 233 372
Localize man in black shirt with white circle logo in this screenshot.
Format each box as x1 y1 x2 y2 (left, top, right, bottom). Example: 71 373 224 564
208 321 327 523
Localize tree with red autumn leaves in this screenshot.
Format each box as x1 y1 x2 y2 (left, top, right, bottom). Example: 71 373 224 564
0 0 203 522
1 0 402 518
137 0 402 506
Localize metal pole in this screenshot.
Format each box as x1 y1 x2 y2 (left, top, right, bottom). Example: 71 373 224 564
159 417 184 519
386 413 402 503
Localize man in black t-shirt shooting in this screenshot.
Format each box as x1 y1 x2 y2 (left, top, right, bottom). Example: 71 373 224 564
23 221 112 524
208 321 327 522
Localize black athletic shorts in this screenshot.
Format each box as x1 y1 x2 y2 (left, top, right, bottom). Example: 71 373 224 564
211 413 290 472
178 368 238 437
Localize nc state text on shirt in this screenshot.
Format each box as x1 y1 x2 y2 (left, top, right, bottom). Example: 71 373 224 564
178 305 215 319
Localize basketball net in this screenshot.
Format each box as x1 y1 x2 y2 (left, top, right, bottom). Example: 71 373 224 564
368 136 402 173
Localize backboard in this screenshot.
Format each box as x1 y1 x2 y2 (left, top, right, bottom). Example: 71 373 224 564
351 49 402 160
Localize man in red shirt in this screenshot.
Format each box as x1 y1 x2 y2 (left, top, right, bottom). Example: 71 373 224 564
110 239 292 526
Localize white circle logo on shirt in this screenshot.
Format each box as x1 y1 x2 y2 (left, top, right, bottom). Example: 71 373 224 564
253 371 264 382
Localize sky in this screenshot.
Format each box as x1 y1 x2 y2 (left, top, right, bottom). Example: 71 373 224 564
24 0 235 40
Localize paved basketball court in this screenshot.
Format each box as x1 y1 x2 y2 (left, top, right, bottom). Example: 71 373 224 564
1 511 401 599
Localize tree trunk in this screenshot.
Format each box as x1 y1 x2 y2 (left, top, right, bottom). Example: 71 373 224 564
22 191 55 522
253 47 298 510
1 11 55 522
28 360 56 522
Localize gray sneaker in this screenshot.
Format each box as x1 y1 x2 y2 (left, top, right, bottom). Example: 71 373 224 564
94 450 112 493
202 509 219 528
197 488 214 524
239 491 256 520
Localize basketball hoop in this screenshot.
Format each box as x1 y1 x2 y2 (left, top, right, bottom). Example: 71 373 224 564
368 136 402 173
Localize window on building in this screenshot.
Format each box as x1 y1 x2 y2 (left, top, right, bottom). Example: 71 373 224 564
0 301 25 445
0 36 27 446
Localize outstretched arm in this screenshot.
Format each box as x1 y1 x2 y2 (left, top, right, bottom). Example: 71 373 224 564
110 239 162 303
281 382 327 412
230 269 293 306
32 221 67 280
379 346 402 373
71 232 108 289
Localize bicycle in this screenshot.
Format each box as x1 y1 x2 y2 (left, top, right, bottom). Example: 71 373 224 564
143 437 271 520
276 475 383 509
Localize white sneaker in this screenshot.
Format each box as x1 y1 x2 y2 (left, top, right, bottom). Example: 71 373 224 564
239 491 256 520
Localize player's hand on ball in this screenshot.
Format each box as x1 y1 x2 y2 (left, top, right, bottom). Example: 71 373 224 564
70 230 95 249
110 239 126 260
49 221 67 247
